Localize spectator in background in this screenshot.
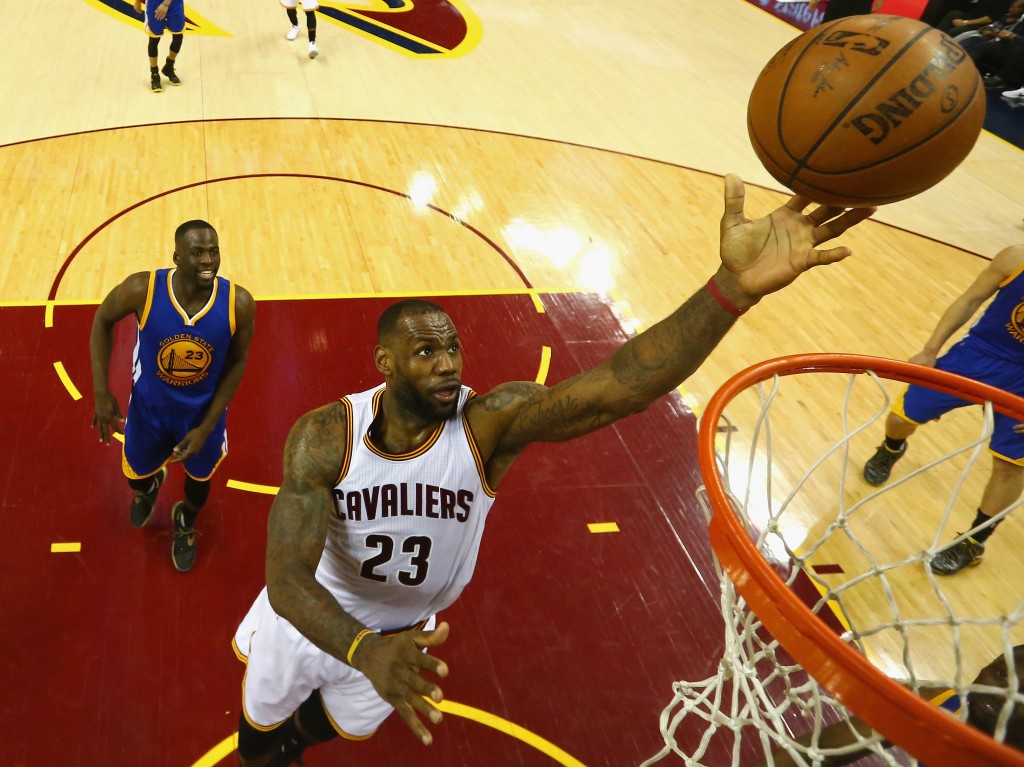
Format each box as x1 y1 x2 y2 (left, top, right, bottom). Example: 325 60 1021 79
923 0 1013 36
959 0 1024 91
808 0 880 21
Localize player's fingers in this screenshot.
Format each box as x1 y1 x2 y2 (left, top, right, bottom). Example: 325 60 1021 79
783 192 816 213
813 206 874 244
806 204 846 227
414 650 449 681
720 173 746 231
413 621 450 648
393 700 436 746
809 246 852 267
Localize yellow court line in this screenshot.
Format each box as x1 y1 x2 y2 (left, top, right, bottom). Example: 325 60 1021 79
436 700 588 767
193 702 585 767
249 288 581 303
794 548 855 635
45 301 55 328
535 346 551 385
50 542 82 553
190 732 238 767
226 479 280 495
587 522 620 534
53 361 83 401
529 290 546 314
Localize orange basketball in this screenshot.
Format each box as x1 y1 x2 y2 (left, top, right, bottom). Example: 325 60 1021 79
747 15 986 207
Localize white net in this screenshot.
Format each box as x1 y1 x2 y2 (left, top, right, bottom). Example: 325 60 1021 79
645 358 1024 767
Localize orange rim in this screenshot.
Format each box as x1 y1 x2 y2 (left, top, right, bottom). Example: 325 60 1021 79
698 353 1024 767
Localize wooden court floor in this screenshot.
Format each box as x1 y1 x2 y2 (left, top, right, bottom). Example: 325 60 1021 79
1 1 1023 765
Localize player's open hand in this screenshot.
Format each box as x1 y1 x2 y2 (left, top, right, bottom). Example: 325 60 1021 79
716 174 874 309
351 622 450 745
92 393 125 444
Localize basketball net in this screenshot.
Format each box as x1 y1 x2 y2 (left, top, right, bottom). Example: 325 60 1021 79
644 355 1024 767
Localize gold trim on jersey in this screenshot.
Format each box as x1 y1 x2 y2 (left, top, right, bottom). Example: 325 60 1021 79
361 386 447 460
166 268 220 326
138 270 157 330
228 280 237 335
999 258 1024 289
121 450 168 481
336 396 354 485
463 391 497 498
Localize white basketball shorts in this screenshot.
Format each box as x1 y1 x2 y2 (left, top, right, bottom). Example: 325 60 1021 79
233 586 435 739
280 0 319 11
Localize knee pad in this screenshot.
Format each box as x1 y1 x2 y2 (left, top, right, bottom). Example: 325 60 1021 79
236 714 283 761
183 475 211 509
148 37 160 57
296 690 339 743
305 11 317 29
170 33 183 53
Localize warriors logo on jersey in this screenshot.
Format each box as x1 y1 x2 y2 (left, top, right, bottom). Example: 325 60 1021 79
1007 298 1024 344
156 334 214 386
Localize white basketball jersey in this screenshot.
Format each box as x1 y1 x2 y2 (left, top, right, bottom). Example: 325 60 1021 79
315 383 497 631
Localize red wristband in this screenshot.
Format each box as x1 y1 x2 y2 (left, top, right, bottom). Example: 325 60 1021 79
706 277 747 317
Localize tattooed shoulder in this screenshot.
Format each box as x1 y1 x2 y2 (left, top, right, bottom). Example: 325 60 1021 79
283 401 349 483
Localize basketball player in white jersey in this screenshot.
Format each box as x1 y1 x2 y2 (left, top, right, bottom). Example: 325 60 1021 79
232 175 876 766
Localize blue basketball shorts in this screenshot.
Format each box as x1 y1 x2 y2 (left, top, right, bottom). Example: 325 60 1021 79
894 341 1024 464
122 393 228 481
145 0 185 36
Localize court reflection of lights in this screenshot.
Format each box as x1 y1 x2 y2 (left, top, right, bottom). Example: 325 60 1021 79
450 190 484 223
408 172 438 209
502 220 615 291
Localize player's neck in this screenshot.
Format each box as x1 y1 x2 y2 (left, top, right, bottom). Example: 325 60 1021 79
370 396 441 455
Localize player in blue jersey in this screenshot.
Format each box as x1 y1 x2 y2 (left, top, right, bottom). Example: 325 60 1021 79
90 220 256 572
133 0 186 92
754 644 1024 766
863 244 1024 575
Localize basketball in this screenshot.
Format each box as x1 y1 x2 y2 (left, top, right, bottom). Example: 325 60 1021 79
747 15 986 207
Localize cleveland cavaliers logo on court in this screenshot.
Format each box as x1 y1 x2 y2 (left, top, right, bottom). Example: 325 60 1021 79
157 334 213 386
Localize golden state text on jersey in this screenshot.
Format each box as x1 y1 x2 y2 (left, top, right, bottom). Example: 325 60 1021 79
132 268 238 410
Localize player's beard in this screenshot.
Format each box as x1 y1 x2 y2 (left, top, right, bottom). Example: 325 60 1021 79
390 378 458 423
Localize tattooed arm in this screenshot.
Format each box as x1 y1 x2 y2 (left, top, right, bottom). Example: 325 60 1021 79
265 402 449 745
469 175 873 475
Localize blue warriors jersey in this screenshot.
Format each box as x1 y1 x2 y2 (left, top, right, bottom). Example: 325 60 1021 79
961 261 1024 364
132 268 236 412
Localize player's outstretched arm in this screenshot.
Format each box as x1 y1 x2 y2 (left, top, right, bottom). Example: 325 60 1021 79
265 403 449 746
478 175 873 456
909 244 1024 368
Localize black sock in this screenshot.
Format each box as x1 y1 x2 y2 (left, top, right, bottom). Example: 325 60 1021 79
150 66 159 75
884 437 906 452
969 509 999 542
165 57 175 68
178 503 199 528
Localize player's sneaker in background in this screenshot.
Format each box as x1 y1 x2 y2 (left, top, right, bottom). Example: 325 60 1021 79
1001 87 1024 101
863 442 906 486
161 62 181 86
930 535 984 575
151 72 163 93
130 466 168 527
171 502 199 572
286 25 300 40
308 41 319 59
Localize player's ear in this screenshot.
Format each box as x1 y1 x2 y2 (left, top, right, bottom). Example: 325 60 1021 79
172 250 180 266
374 345 392 375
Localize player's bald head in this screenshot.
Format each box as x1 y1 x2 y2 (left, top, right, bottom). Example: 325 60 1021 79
376 299 450 345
